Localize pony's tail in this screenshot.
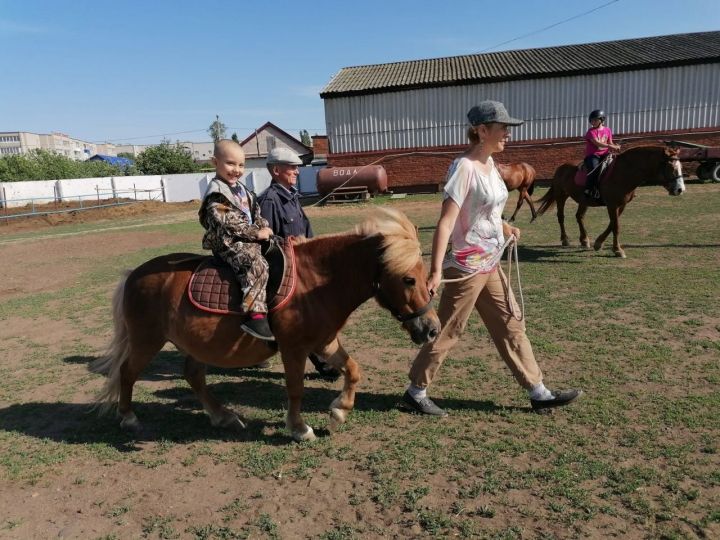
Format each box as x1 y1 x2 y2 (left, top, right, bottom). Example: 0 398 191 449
92 272 131 415
533 185 556 221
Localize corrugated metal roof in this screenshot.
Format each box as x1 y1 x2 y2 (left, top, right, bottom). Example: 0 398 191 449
321 31 720 97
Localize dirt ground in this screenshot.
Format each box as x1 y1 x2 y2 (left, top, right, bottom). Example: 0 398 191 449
0 200 459 539
0 199 200 233
1 195 717 540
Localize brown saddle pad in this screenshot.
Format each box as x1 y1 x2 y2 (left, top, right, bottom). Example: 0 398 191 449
187 237 296 316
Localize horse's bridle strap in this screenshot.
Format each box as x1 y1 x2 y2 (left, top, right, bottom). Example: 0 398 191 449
372 279 433 322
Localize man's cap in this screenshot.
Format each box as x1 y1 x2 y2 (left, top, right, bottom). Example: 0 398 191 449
467 100 524 126
267 147 303 166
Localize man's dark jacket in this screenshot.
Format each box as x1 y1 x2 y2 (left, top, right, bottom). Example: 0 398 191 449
257 182 313 238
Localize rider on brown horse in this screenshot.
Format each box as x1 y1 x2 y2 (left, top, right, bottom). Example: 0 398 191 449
583 109 621 200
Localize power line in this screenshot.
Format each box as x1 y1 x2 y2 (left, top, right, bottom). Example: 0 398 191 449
477 0 621 54
103 129 209 143
95 126 326 145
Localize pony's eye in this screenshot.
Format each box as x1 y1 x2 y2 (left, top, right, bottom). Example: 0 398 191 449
402 277 416 286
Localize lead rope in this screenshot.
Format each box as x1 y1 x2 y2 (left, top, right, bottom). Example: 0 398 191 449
438 235 524 321
504 239 525 321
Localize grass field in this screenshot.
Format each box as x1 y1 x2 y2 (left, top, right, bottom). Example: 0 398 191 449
0 184 718 539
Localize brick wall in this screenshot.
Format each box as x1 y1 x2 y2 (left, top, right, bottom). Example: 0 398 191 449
311 135 328 156
328 128 720 191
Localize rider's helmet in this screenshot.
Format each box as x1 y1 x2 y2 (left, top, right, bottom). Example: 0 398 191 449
589 109 606 122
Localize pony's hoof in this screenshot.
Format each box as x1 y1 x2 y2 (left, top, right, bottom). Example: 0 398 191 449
328 414 343 433
119 412 141 432
581 240 591 249
212 412 246 431
292 425 316 443
561 239 571 247
614 250 626 258
330 407 347 425
593 241 603 251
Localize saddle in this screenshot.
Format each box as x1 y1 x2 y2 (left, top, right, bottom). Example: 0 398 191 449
187 237 296 316
574 155 614 187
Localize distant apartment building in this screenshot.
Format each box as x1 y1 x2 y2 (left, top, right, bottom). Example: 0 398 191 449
114 141 215 162
0 131 42 156
113 144 150 156
95 142 118 155
0 131 117 160
39 132 96 160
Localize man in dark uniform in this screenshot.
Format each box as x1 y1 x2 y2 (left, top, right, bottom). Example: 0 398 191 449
258 147 341 380
258 147 313 238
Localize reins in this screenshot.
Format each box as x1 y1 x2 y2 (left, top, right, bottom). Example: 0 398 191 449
439 235 525 321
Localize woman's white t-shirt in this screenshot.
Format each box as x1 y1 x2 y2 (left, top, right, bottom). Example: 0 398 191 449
443 156 508 274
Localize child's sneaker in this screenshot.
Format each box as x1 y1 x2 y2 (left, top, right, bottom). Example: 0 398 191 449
241 313 275 341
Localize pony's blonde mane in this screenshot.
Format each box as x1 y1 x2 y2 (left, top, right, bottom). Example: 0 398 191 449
355 208 422 275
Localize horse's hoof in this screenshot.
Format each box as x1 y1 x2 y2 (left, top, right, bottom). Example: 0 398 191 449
561 239 571 247
330 407 346 424
212 412 246 431
328 416 341 433
593 242 603 251
581 240 591 249
614 250 627 259
292 425 316 443
119 412 141 432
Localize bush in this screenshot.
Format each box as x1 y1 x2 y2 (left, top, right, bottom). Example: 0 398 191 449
0 149 127 182
134 141 201 175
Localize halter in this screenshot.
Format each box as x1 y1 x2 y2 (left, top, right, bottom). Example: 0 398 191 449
662 155 683 185
372 265 433 323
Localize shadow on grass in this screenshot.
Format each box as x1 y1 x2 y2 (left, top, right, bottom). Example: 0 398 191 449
0 374 522 448
424 397 529 415
63 351 285 382
620 243 720 249
516 245 583 263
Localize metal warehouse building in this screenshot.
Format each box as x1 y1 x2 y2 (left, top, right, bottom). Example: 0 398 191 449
320 30 720 189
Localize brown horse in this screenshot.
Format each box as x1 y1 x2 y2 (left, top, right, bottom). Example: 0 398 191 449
534 146 685 258
93 208 440 442
497 162 538 221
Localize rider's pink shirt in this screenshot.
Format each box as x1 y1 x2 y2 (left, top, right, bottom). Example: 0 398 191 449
585 126 613 158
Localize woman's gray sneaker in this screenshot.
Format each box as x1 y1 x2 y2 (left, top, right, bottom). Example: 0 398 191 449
402 391 448 417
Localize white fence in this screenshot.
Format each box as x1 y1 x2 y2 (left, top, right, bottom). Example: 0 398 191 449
0 167 324 208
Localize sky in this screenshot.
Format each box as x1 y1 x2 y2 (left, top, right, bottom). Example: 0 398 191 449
1 0 718 145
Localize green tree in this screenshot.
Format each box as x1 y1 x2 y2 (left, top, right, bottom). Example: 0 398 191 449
117 152 136 160
208 115 227 142
299 129 312 147
134 140 200 175
0 149 124 181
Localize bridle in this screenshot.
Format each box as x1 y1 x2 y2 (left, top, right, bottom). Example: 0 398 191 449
372 265 433 323
663 155 684 187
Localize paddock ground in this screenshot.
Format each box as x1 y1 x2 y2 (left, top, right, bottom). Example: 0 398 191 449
0 185 718 539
